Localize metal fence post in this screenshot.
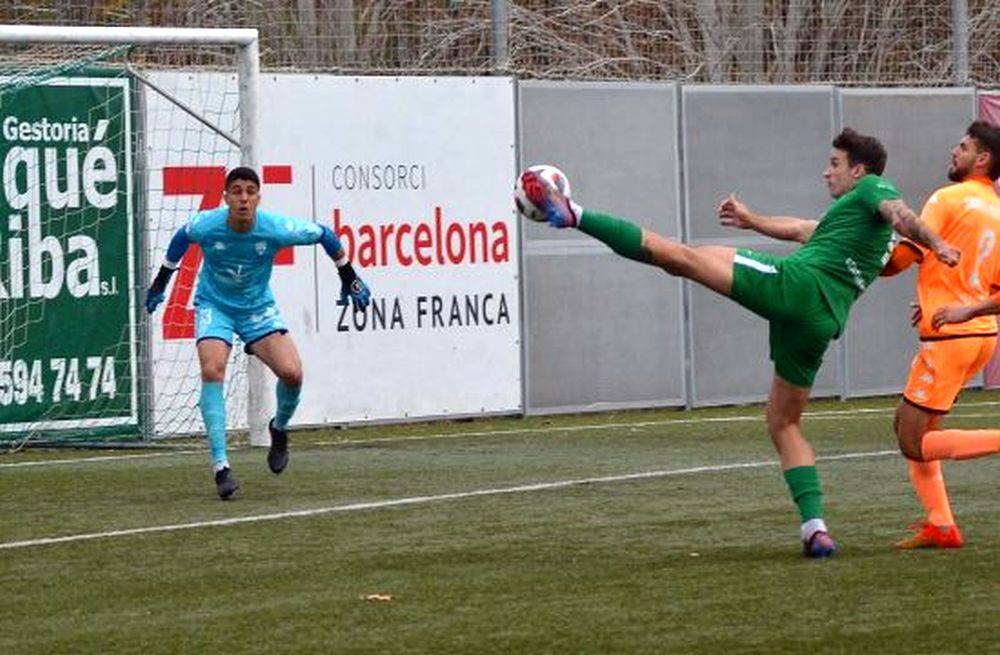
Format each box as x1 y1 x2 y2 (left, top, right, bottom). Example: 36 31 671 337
952 0 969 85
491 0 509 72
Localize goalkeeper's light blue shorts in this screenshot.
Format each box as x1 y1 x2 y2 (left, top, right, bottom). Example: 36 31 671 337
194 299 288 354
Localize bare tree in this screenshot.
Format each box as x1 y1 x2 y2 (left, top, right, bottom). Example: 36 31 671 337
1 0 997 86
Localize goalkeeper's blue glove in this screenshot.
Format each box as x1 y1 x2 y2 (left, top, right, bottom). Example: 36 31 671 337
145 265 175 314
338 263 371 310
145 288 165 314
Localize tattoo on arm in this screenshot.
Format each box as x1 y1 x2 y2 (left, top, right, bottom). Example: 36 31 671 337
879 199 938 250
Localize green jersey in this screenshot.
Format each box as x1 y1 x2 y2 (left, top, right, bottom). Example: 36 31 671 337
784 174 900 330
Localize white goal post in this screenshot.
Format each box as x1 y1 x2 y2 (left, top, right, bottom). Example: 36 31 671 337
0 24 273 447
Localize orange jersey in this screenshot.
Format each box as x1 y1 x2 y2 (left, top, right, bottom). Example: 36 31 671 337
911 176 1000 338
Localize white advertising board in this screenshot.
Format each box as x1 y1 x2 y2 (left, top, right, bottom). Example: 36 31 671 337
146 74 521 434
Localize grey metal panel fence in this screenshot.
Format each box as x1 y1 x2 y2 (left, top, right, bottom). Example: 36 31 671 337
683 86 836 243
682 86 840 405
518 81 686 412
838 88 978 397
518 82 985 414
524 253 685 412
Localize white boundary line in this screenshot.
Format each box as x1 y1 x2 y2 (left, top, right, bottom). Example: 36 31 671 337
315 405 1000 446
0 451 201 468
5 402 1000 470
0 449 896 551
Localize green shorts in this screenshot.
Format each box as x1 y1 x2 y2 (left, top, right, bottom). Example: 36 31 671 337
730 249 840 388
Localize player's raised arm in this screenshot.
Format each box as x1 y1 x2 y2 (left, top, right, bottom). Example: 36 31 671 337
145 226 191 314
267 212 372 310
877 198 959 267
717 193 818 243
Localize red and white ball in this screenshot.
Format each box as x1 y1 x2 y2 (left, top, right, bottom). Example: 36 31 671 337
514 164 572 222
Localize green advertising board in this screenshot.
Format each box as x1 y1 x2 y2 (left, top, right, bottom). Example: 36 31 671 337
0 76 139 441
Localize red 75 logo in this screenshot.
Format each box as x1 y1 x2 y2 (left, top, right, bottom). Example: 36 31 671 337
160 165 295 340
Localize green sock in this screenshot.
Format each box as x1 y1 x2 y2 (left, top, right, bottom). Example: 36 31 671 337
578 210 651 263
783 465 824 522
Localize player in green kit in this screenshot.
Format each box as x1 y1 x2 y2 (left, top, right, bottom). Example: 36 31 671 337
518 128 959 557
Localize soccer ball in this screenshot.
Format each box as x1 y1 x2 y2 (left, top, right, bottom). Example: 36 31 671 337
514 164 572 223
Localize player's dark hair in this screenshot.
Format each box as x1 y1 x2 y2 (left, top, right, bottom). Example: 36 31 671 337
967 120 1000 181
225 166 260 188
832 128 887 176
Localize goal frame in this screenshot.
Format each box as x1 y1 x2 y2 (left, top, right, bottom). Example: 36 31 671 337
0 24 271 446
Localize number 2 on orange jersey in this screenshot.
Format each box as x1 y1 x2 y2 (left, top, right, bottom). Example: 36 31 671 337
969 229 996 292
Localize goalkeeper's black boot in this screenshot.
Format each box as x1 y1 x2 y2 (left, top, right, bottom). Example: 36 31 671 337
267 419 289 474
215 467 239 500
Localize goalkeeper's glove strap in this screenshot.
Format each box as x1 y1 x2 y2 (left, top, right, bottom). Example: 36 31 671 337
337 262 359 286
149 265 177 294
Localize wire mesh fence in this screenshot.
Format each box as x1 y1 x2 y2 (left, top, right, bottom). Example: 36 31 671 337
1 1 998 85
969 0 1000 86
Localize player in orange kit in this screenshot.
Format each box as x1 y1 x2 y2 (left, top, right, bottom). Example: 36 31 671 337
881 120 1000 548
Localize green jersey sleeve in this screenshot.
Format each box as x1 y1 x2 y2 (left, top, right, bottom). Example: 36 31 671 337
853 174 901 214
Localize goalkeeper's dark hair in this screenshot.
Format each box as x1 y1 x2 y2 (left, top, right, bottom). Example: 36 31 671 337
225 166 260 188
968 120 1000 181
832 128 887 176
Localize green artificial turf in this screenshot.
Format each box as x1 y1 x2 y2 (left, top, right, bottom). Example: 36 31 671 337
1 392 997 654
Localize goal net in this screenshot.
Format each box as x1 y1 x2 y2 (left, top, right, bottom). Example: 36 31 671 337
0 26 264 447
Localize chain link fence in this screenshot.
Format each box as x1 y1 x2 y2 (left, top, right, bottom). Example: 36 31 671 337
2 1 998 85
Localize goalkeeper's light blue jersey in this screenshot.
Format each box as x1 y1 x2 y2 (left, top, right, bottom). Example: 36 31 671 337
185 207 323 313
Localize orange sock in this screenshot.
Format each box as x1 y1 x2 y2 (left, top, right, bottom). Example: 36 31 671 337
907 459 955 527
921 428 1000 461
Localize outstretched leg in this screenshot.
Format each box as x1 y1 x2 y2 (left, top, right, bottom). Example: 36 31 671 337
921 427 1000 461
521 170 736 295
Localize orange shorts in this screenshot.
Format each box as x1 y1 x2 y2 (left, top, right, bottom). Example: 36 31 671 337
903 336 997 412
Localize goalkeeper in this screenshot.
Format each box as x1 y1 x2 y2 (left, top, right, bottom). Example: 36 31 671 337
145 167 371 499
